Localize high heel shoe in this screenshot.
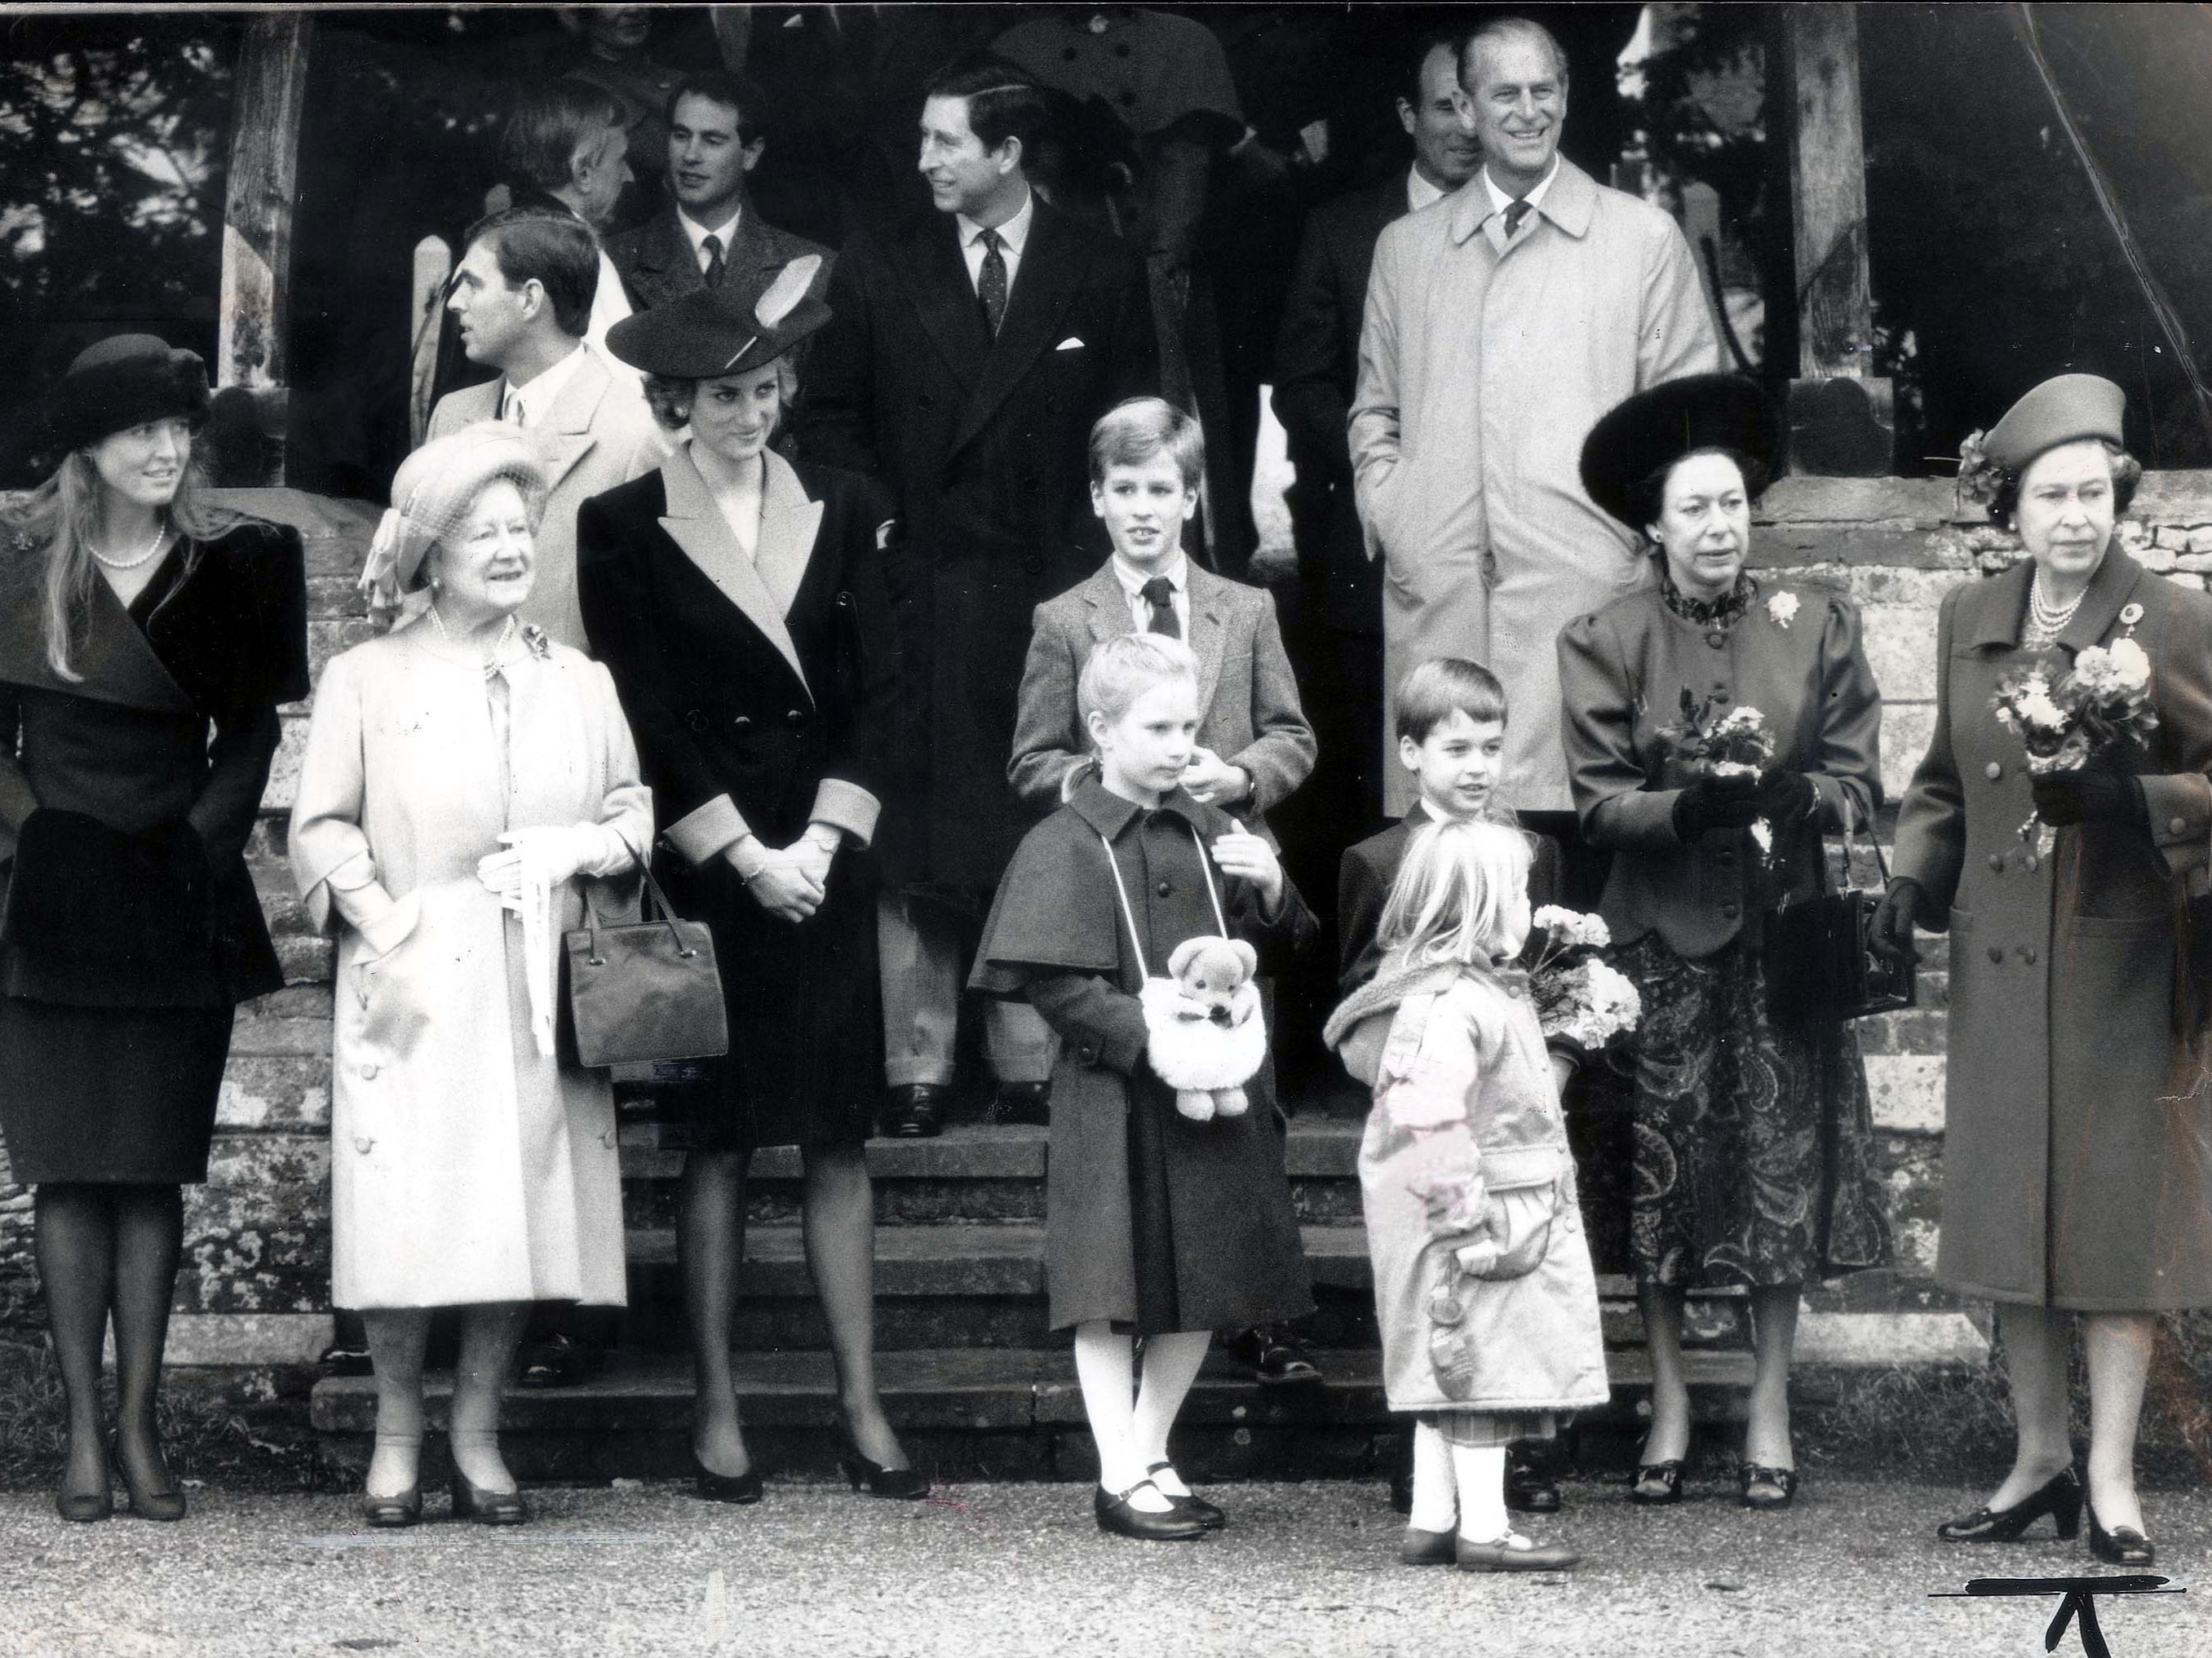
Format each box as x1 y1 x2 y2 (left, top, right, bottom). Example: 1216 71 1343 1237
361 1484 422 1528
54 1443 112 1524
1145 1461 1223 1529
1936 1466 2081 1542
113 1434 186 1523
691 1448 764 1505
1739 1464 1798 1510
1628 1435 1686 1506
446 1444 529 1526
2086 1501 2155 1567
834 1413 927 1500
1094 1480 1207 1541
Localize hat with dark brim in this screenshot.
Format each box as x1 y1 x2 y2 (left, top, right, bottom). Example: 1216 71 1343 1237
605 254 830 380
44 334 210 456
1578 373 1779 531
1982 373 2125 472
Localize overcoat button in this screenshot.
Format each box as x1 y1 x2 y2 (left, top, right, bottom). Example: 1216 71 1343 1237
1706 631 1727 649
1157 880 1172 897
732 715 751 729
1989 852 2006 872
2019 945 2038 964
1988 945 2004 964
359 1061 378 1080
354 1137 374 1155
1721 903 1740 919
1077 1045 1096 1063
1025 556 1044 576
1717 851 1734 867
687 710 709 732
2173 817 2190 837
787 709 805 727
2024 853 2040 872
1985 761 2003 781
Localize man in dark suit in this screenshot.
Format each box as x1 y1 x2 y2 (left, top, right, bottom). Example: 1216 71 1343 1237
799 58 1157 1138
606 69 829 314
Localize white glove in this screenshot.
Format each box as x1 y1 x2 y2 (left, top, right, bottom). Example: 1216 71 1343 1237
476 825 612 904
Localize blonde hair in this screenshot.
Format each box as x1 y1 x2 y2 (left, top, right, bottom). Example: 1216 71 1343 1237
1088 396 1205 490
0 444 228 682
1077 631 1197 731
1378 819 1533 967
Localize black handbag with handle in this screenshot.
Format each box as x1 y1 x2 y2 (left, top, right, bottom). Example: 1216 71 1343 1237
1763 802 1918 1025
562 860 729 1068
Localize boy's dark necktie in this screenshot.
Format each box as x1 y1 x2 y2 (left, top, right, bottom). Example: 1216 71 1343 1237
1140 577 1180 639
701 233 726 289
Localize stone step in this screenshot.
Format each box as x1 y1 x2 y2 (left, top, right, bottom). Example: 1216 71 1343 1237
310 1343 1763 1485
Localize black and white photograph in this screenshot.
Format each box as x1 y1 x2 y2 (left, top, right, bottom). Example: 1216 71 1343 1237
0 4 2209 1653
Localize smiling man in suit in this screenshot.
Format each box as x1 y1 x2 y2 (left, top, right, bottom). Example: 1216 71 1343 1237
799 57 1157 1138
606 69 830 315
434 208 666 650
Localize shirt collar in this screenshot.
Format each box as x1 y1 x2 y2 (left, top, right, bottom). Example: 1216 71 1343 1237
1407 165 1448 215
957 187 1035 259
1483 155 1559 223
1111 550 1188 599
679 203 744 256
502 343 586 422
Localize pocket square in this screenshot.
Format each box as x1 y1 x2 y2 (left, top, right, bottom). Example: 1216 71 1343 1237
1055 337 1086 351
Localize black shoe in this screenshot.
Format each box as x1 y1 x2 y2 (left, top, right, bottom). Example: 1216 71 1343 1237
449 1467 529 1525
692 1449 764 1505
53 1443 112 1524
1094 1480 1207 1541
516 1332 604 1390
1146 1462 1223 1529
1937 1466 2082 1543
360 1484 422 1529
1739 1463 1798 1510
990 1080 1051 1126
318 1342 374 1379
1400 1526 1458 1565
1228 1324 1321 1386
1629 1435 1686 1507
1506 1452 1561 1515
113 1434 186 1523
1455 1530 1581 1572
2086 1501 2154 1567
878 1083 947 1139
836 1412 928 1500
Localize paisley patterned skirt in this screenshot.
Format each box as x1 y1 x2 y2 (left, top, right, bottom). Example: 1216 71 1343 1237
1614 933 1891 1289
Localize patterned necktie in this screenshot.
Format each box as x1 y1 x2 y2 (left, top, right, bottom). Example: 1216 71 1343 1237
700 232 725 290
1502 199 1531 239
977 228 1008 336
1140 576 1179 639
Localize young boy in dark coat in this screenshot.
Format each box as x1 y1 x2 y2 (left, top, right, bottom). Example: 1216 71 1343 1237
972 633 1316 1541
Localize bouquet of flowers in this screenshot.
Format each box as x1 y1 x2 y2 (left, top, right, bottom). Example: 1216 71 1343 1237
1519 905 1642 1055
1657 688 1778 856
1991 638 2157 856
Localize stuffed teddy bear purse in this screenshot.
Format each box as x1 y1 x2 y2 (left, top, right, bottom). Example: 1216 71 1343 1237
1096 825 1267 1122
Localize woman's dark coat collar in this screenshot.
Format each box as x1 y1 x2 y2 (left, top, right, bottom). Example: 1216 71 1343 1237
1960 546 2146 652
0 542 195 712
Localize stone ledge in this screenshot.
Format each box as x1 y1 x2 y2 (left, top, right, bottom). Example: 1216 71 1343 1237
103 1311 333 1368
1796 1309 1989 1371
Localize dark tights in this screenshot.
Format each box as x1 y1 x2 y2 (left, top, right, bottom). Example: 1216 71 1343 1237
35 1182 184 1499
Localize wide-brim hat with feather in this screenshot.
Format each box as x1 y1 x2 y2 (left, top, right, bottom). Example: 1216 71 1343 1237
1578 373 1780 532
604 254 829 380
45 333 210 456
357 422 548 625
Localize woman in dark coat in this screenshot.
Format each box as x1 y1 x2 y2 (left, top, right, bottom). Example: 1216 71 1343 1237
1876 375 2212 1567
0 335 307 1523
577 268 924 1501
1557 375 1891 1510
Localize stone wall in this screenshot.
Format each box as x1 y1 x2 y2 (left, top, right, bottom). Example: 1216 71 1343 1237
7 471 2211 1368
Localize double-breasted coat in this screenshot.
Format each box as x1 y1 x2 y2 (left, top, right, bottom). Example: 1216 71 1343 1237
971 782 1316 1334
577 444 899 1149
605 201 832 317
0 518 306 1183
290 623 651 1310
1349 160 1720 816
1894 550 2212 1309
799 199 1158 892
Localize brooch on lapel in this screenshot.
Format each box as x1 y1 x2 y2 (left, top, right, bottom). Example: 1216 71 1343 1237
2119 601 2144 639
522 624 551 661
1767 591 1800 630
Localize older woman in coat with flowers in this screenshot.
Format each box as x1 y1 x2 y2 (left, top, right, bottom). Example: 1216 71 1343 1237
292 424 652 1528
1874 374 2212 1567
1556 375 1891 1511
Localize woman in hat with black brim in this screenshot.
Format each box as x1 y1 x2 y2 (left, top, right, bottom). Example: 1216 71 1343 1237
1876 376 2212 1566
0 335 307 1522
1557 374 1892 1510
578 263 925 1501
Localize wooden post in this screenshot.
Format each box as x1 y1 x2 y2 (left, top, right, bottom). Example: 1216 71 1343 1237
1784 2 1893 475
409 237 453 449
216 13 312 487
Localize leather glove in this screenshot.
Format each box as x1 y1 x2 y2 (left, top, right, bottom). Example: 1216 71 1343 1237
1671 770 1761 839
1754 767 1820 827
1869 877 1925 968
2031 769 2147 830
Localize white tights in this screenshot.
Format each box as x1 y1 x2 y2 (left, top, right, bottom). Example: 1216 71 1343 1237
1074 1321 1212 1513
1406 1421 1511 1544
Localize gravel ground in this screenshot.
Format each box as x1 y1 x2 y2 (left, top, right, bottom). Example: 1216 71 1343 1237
2 1477 2205 1658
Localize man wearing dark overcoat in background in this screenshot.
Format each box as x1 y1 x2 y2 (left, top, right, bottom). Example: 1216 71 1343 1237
607 69 829 314
799 58 1157 1138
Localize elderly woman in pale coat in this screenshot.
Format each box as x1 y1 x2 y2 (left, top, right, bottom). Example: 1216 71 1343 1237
290 424 651 1528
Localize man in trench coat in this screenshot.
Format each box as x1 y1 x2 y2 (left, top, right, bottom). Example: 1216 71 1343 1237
1348 17 1719 833
798 59 1157 1135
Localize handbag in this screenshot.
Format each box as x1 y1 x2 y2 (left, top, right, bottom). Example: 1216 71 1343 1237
1762 799 1917 1024
562 860 730 1068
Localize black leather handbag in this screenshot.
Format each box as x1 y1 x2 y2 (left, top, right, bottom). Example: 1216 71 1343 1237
1763 807 1918 1025
563 863 729 1069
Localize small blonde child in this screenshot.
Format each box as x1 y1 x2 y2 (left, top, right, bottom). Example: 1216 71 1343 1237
1324 818 1608 1572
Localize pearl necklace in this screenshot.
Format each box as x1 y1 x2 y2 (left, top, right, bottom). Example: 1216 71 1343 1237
2025 568 2088 648
88 522 167 570
429 603 516 672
